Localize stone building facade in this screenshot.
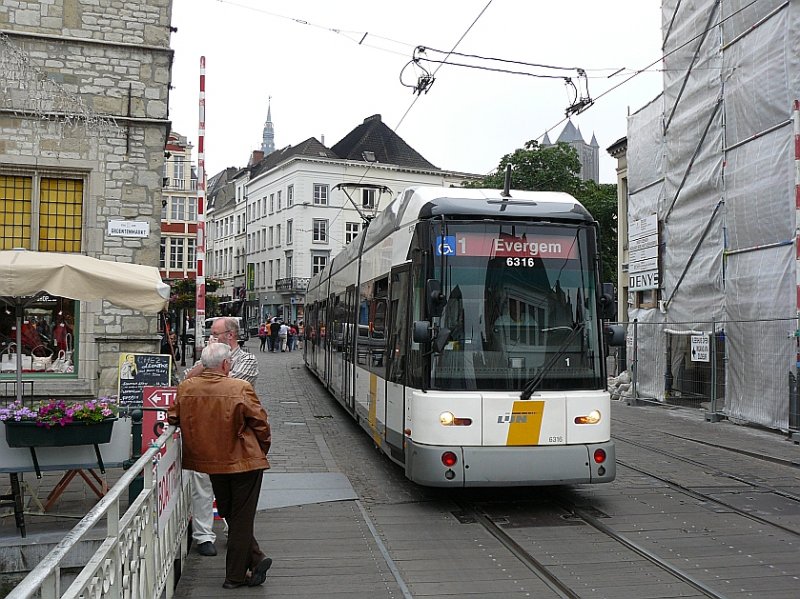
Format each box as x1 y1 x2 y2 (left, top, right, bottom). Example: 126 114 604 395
0 0 174 398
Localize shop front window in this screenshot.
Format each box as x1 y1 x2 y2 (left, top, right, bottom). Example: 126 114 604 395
0 295 78 376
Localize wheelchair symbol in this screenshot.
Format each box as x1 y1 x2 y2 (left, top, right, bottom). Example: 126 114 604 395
435 236 456 256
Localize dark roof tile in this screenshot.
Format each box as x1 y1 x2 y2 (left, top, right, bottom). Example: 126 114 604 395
331 114 437 170
249 138 335 180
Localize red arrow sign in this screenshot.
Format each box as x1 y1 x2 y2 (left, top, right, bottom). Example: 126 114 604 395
142 386 177 454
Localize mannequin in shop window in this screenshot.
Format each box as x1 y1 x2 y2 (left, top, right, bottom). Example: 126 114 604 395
53 315 73 352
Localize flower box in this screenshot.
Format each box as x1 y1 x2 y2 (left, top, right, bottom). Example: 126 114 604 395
4 418 116 448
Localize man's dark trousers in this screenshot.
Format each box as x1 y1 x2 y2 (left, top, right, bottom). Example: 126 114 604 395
209 469 265 584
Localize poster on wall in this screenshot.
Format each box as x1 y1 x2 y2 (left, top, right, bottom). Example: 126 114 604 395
118 353 171 406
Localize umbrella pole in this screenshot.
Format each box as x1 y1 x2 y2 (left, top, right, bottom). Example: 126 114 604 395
15 302 22 404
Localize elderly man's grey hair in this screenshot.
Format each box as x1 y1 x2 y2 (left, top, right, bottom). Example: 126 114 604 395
201 341 232 369
220 316 240 335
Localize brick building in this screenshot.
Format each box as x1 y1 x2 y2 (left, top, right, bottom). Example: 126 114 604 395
0 0 174 397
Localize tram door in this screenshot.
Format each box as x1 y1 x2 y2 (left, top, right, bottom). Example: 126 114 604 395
385 265 410 460
342 285 357 413
324 295 334 385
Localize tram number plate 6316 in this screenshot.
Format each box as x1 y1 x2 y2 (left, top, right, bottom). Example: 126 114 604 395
548 435 564 443
506 257 536 267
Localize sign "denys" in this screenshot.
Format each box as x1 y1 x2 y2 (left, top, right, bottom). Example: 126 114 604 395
629 270 659 291
628 214 660 291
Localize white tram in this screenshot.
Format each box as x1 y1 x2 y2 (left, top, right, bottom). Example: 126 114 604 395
304 186 621 487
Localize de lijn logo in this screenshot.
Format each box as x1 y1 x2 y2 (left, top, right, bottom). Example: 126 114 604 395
497 412 528 424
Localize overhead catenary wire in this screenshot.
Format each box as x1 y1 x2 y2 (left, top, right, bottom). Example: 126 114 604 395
535 0 762 144
351 0 495 191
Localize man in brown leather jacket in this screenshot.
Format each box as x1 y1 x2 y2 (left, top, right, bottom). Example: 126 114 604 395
168 342 272 589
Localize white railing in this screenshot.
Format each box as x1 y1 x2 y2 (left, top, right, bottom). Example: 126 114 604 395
7 427 190 599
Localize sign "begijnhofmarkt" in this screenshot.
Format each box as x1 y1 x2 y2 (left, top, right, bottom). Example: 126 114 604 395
108 220 150 238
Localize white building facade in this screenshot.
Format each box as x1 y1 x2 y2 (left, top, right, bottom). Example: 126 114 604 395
206 114 475 330
246 152 469 326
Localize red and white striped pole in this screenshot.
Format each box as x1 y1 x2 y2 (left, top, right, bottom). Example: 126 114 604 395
195 56 206 357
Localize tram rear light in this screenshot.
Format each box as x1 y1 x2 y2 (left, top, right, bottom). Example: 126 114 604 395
593 448 607 464
441 451 458 467
439 412 473 426
575 410 601 425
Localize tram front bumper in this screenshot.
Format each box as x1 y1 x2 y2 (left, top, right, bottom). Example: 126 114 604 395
405 439 616 487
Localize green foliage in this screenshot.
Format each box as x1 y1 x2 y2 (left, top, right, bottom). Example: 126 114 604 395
576 181 618 283
168 277 221 314
466 141 583 195
467 139 618 284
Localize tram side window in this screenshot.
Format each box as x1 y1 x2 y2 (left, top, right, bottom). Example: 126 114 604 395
331 295 347 353
356 277 388 377
305 302 317 349
319 300 327 347
407 239 427 389
387 269 410 384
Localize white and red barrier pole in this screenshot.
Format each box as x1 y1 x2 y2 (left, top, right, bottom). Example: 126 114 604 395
195 56 206 358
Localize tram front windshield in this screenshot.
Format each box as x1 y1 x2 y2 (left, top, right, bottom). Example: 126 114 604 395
427 222 603 391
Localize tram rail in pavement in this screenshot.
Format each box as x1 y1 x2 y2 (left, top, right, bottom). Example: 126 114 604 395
174 344 409 598
4 339 798 598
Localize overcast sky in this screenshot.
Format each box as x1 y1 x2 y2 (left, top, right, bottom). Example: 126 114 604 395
168 1 664 184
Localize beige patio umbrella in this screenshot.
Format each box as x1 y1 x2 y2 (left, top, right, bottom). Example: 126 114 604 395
0 249 171 402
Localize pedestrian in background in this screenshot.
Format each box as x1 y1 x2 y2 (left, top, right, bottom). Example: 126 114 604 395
269 318 280 352
278 321 289 352
169 343 272 589
258 322 268 352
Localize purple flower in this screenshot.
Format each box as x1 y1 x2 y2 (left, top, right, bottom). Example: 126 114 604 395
1 396 118 427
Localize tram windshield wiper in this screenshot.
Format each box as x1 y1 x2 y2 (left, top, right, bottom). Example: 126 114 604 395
520 322 585 400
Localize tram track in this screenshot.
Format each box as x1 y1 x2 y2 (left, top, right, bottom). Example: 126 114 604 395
614 433 800 502
614 434 800 537
659 430 800 469
612 416 800 469
453 500 581 599
454 496 733 599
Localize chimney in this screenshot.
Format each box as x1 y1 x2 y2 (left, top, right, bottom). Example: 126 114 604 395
249 150 264 166
321 134 325 146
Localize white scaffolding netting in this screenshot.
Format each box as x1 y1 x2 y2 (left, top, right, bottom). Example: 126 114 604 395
626 0 799 429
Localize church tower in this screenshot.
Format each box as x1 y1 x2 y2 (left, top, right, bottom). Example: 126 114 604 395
541 120 599 183
261 98 275 156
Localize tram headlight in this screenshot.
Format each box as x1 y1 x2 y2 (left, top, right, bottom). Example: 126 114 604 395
574 410 601 425
439 412 473 426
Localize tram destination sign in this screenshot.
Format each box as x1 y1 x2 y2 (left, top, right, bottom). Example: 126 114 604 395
435 233 578 259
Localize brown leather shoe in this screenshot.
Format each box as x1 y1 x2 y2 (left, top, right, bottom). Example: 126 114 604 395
222 580 246 589
196 541 217 557
247 557 273 586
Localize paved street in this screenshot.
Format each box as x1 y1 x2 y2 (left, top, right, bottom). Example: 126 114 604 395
172 342 800 598
3 340 799 598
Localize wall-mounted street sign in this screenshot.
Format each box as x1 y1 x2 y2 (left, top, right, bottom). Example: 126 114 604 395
691 335 710 362
628 214 660 291
108 220 150 238
629 214 657 241
629 270 659 291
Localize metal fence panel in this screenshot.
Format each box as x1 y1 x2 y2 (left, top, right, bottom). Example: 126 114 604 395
612 317 796 431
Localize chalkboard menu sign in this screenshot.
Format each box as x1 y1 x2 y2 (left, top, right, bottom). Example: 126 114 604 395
118 353 172 406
